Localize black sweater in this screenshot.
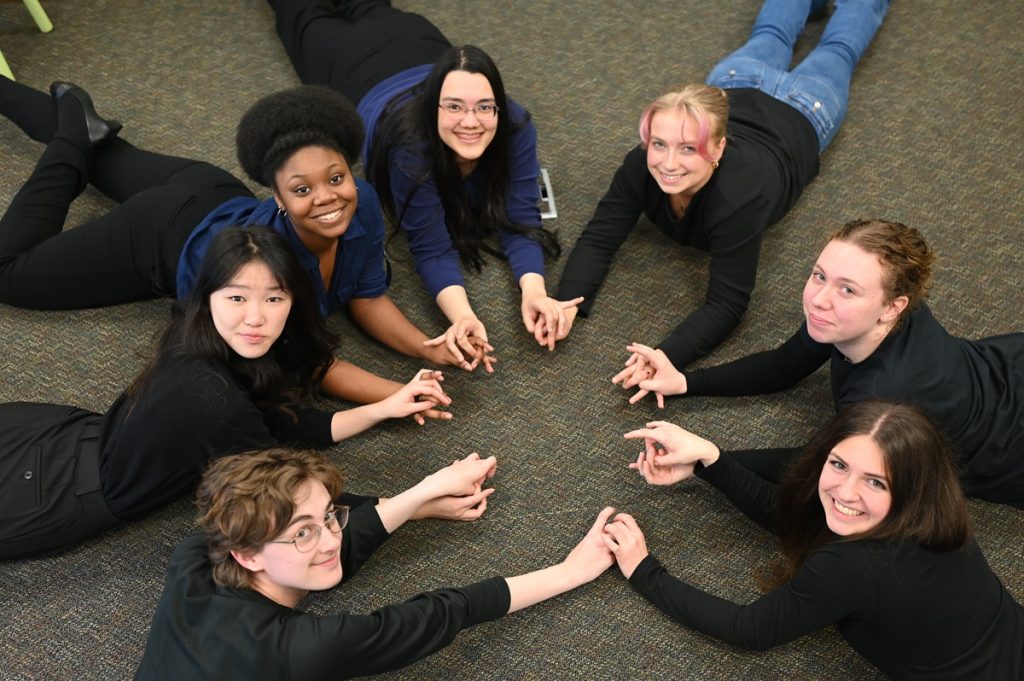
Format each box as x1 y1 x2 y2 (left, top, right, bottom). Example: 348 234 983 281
135 504 511 680
99 354 335 518
557 88 819 368
626 455 1024 679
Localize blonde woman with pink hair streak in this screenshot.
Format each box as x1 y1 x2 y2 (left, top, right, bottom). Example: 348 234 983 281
556 0 890 377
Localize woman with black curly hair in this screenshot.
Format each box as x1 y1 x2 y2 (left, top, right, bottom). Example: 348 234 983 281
0 79 469 407
269 0 579 362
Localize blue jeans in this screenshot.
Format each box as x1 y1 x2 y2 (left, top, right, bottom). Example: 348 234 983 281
707 0 890 152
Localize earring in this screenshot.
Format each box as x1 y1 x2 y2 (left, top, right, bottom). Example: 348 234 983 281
712 160 720 169
276 205 287 216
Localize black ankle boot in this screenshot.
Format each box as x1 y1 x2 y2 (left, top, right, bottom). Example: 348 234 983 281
49 82 122 147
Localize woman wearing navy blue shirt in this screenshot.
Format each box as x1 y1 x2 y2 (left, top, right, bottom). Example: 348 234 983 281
269 0 578 365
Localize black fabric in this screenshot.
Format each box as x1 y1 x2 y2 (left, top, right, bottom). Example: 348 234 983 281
0 403 120 559
685 305 1024 506
100 354 336 519
633 454 1024 679
269 0 451 106
556 88 820 369
0 135 252 309
135 504 511 680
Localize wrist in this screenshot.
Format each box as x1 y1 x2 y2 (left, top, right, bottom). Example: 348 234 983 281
700 445 721 468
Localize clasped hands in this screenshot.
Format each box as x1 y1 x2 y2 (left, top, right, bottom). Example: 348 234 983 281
611 342 687 408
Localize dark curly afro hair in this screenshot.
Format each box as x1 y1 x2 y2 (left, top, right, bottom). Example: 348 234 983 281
236 85 364 187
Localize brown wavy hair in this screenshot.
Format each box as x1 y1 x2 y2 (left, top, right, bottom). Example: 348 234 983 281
762 401 969 590
196 448 345 589
829 218 937 327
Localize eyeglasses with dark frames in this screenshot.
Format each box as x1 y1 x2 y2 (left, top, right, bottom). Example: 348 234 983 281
438 101 500 119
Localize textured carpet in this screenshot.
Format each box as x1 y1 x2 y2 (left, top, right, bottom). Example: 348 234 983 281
1 1 1022 679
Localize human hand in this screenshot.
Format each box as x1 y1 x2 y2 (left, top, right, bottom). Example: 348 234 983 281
611 343 687 408
602 512 649 579
424 452 498 499
376 369 452 425
521 293 584 351
411 483 495 521
561 507 617 584
424 317 496 373
624 420 720 472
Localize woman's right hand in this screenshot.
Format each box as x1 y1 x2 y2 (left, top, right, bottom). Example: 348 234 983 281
424 316 496 373
623 420 720 485
375 369 452 423
611 343 687 408
602 512 649 579
561 507 617 584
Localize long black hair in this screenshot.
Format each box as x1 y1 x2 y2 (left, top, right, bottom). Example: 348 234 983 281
369 44 559 271
128 226 337 408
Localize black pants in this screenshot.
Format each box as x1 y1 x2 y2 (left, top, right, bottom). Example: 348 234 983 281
268 0 451 106
0 79 252 309
0 403 122 560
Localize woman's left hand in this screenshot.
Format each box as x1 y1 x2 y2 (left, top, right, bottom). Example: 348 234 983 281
611 343 687 408
602 512 650 579
411 483 495 521
521 293 584 350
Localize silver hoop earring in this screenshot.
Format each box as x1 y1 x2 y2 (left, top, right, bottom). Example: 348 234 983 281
276 205 287 216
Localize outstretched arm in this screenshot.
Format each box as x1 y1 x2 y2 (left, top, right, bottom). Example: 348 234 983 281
348 294 464 368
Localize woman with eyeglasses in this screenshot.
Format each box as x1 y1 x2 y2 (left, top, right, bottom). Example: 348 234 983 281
606 403 1024 679
135 448 617 680
0 79 470 410
556 0 890 381
269 0 578 365
0 227 449 560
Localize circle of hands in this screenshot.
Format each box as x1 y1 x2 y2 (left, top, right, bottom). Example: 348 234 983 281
389 310 708 589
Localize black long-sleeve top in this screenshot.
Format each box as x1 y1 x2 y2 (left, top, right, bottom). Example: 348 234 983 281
99 354 335 518
557 88 819 369
684 304 1024 506
134 503 511 680
626 455 1024 679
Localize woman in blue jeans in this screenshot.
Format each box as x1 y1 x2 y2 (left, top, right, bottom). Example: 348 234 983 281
555 0 890 390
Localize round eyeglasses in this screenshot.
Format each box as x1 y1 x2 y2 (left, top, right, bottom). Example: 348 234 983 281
267 505 349 553
438 102 499 119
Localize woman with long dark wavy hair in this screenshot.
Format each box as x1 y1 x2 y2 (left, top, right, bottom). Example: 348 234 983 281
604 402 1024 679
269 0 578 366
0 227 445 560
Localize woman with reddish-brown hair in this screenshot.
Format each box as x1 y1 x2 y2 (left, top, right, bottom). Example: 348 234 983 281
623 218 1024 507
604 402 1024 679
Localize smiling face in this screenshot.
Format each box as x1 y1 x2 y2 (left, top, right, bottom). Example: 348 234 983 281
241 479 343 608
802 239 909 362
818 433 893 536
645 109 724 199
437 70 499 174
209 261 291 359
272 145 358 254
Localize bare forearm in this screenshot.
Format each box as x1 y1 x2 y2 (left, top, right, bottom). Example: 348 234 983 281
322 359 401 404
505 563 581 613
435 285 478 323
349 295 431 359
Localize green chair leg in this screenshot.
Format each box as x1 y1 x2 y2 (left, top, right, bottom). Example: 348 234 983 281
22 0 54 33
0 49 14 81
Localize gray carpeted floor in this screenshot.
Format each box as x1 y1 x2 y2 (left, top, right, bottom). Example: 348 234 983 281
1 1 1022 679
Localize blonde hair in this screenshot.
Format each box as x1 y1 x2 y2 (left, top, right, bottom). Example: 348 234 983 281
196 448 345 589
638 84 729 160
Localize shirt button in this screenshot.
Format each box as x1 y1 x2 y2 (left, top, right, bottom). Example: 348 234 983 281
23 470 33 480
728 69 736 76
813 101 822 109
